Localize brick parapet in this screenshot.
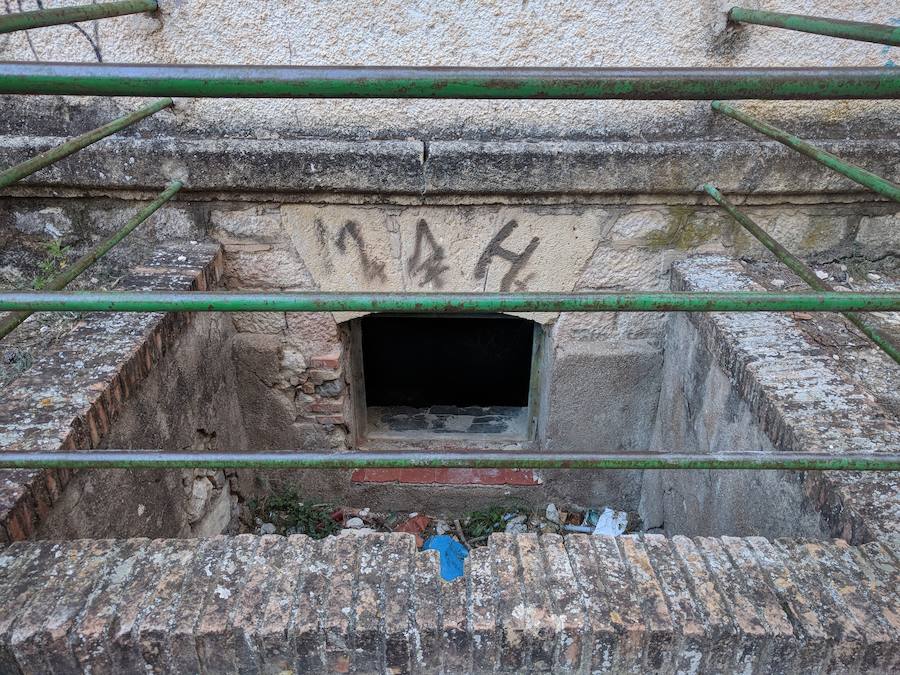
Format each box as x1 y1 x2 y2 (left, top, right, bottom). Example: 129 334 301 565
0 243 224 545
0 532 897 673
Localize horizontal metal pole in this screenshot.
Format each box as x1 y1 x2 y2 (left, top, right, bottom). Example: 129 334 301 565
0 181 182 341
704 184 900 366
729 7 900 47
0 450 897 471
0 97 172 189
712 100 900 203
0 290 898 313
0 63 898 99
0 0 157 35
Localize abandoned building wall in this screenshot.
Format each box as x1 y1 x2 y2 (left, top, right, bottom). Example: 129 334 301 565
0 0 897 141
1 1 897 503
3 195 897 469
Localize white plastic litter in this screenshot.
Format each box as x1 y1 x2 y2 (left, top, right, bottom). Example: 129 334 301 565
591 507 628 536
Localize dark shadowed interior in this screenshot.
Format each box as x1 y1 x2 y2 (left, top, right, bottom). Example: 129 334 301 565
360 314 534 407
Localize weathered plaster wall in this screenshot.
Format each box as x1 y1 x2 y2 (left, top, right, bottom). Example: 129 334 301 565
0 0 897 141
640 314 828 538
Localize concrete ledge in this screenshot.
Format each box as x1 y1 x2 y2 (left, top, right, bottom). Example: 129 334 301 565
0 532 897 673
2 135 900 196
0 243 224 544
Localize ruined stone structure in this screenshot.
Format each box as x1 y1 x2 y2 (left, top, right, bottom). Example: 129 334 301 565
0 0 899 672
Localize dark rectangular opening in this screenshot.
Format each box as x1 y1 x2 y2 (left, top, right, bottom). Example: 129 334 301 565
354 314 539 440
361 314 534 407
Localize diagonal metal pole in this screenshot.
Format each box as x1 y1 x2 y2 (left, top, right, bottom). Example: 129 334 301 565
711 100 900 203
0 450 897 471
0 0 157 35
0 290 898 314
0 97 172 189
704 185 900 365
0 181 183 341
728 7 900 47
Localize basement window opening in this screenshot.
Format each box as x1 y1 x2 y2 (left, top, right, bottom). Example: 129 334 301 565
353 314 540 441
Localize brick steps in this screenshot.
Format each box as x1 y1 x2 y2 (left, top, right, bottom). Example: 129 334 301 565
0 532 897 673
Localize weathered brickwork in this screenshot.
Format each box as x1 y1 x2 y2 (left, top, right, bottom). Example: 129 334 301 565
0 532 897 673
0 243 224 544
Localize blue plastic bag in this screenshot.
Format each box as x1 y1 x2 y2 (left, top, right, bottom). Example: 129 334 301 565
422 535 468 581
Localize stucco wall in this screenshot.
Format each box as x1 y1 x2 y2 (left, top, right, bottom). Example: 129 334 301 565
0 0 897 141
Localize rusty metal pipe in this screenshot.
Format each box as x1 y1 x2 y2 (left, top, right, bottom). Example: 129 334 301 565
712 101 900 202
0 450 897 471
0 0 157 35
0 290 898 313
0 97 172 189
0 181 183 341
729 7 900 47
0 63 897 99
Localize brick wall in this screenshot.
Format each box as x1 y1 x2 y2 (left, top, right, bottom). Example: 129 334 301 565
0 532 897 673
0 244 226 542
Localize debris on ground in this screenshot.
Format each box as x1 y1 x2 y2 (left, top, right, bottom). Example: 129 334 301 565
422 535 469 581
394 514 431 547
246 488 341 539
504 514 528 534
246 488 642 557
545 503 561 524
563 506 629 536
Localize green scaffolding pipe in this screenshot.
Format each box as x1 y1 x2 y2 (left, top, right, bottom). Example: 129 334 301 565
0 181 182 341
0 450 897 471
0 97 172 189
0 0 157 35
711 101 900 203
704 185 900 366
0 63 898 99
729 7 900 47
0 290 898 314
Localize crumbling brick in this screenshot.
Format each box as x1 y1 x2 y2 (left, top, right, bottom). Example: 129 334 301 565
0 532 896 672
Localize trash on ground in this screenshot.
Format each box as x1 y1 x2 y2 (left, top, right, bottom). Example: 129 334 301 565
423 535 469 581
394 514 431 547
594 507 629 535
545 503 560 524
504 514 528 534
247 487 640 549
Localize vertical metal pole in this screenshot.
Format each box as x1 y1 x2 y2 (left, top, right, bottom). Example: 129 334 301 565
704 184 900 365
0 181 183 340
0 0 157 35
0 98 172 189
729 7 900 47
711 101 900 203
